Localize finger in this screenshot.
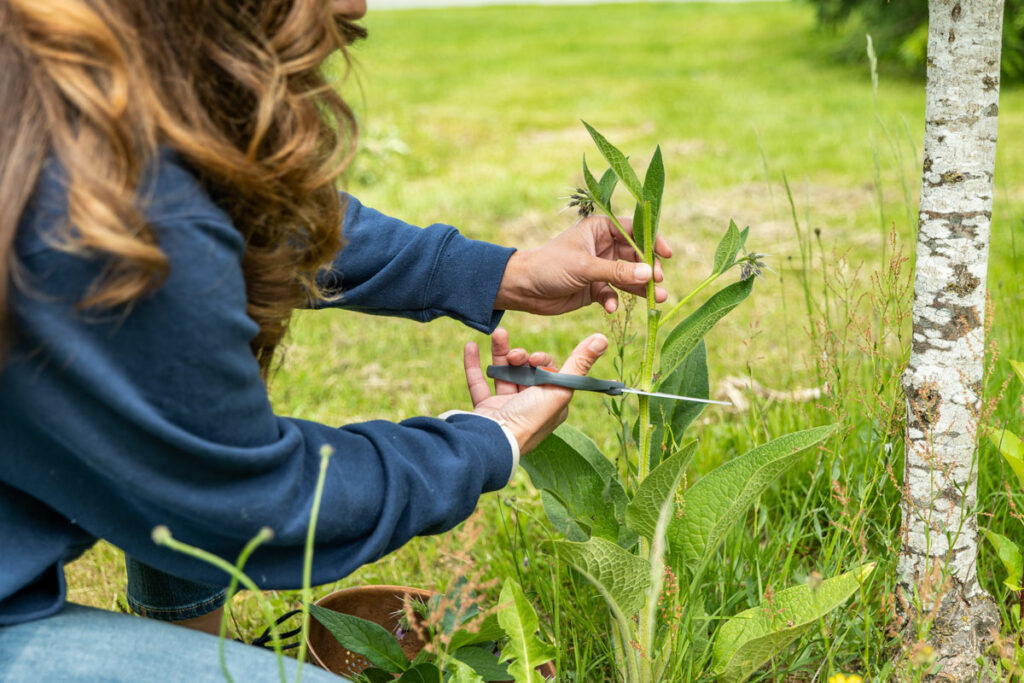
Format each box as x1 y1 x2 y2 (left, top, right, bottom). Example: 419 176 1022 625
560 333 609 377
653 257 664 283
654 234 673 259
463 342 492 407
490 329 518 395
579 257 653 291
592 283 618 313
655 285 668 303
528 351 555 368
507 347 529 366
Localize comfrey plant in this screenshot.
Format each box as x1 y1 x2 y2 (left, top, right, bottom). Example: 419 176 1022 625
519 123 874 682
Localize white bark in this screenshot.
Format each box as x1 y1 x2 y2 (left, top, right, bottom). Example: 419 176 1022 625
899 0 1003 676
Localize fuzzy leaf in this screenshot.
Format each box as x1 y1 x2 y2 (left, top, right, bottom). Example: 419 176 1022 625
984 529 1024 591
647 341 710 467
450 646 510 682
643 145 665 240
660 278 754 382
524 426 633 546
309 603 410 674
496 579 556 683
597 167 618 208
670 425 839 572
539 491 590 542
988 427 1024 490
361 669 395 683
553 537 651 617
582 120 643 201
581 155 606 213
396 663 442 683
712 563 875 683
626 441 698 540
713 220 743 274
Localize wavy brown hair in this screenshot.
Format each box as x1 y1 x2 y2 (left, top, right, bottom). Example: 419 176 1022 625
0 0 365 374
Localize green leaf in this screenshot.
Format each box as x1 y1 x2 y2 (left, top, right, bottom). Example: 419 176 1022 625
597 167 618 208
642 145 665 240
447 658 487 683
660 278 754 382
309 603 410 674
1010 359 1024 385
496 579 556 683
988 427 1024 490
670 425 839 573
713 220 743 274
984 529 1024 591
581 155 606 213
396 663 442 683
538 491 590 542
648 340 710 467
523 425 633 546
360 668 396 683
626 441 698 540
450 646 511 682
449 613 506 651
553 537 650 617
581 120 643 201
738 225 750 251
712 563 875 683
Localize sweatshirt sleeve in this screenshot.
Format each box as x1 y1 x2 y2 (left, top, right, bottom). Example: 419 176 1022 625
315 195 515 334
1 183 515 590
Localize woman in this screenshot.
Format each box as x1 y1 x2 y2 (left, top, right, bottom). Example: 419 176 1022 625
0 0 671 678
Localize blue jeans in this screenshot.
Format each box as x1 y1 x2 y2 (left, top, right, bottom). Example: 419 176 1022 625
125 555 227 622
0 602 348 681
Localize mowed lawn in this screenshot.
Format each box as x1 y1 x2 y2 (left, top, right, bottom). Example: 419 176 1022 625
65 2 1024 678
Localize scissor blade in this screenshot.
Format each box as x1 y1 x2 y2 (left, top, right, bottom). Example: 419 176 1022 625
619 387 732 406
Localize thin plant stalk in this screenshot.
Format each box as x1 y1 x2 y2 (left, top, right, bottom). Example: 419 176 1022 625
152 526 288 683
295 445 334 682
217 526 275 683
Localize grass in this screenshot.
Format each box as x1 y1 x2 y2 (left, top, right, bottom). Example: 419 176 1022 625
64 2 1024 680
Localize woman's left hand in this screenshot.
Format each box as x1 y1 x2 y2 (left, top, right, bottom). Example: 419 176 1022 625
493 215 673 315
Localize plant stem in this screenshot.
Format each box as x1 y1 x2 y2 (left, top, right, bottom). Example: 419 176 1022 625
593 200 643 259
152 526 288 683
218 527 275 683
296 445 334 682
657 272 718 331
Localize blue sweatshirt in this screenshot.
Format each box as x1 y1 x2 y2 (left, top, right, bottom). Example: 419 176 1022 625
0 152 517 625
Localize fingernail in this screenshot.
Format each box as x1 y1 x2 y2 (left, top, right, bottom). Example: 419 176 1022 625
588 334 608 354
634 263 652 281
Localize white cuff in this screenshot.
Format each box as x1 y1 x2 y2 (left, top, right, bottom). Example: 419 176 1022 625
438 410 520 485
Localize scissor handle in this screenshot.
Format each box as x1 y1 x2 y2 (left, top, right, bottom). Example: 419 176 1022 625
486 365 626 395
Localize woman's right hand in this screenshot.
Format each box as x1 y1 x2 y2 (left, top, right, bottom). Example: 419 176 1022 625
462 328 609 454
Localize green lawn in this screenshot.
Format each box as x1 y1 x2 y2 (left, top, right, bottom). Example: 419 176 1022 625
67 2 1024 680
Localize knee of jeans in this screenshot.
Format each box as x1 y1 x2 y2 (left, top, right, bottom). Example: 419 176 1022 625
125 555 227 622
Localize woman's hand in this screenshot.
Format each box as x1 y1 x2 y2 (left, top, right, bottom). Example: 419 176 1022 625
494 215 673 315
462 328 608 454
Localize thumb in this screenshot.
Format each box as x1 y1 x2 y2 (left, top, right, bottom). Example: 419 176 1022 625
580 257 652 289
560 334 610 377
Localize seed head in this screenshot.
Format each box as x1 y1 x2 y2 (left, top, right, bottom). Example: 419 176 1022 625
567 188 595 218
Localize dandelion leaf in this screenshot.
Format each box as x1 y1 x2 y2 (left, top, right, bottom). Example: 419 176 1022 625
983 528 1024 590
987 427 1024 490
447 657 487 683
670 425 838 573
553 537 650 617
660 278 753 382
496 579 556 683
712 563 874 683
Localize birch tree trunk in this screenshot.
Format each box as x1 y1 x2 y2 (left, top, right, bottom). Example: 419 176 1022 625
898 0 1004 676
